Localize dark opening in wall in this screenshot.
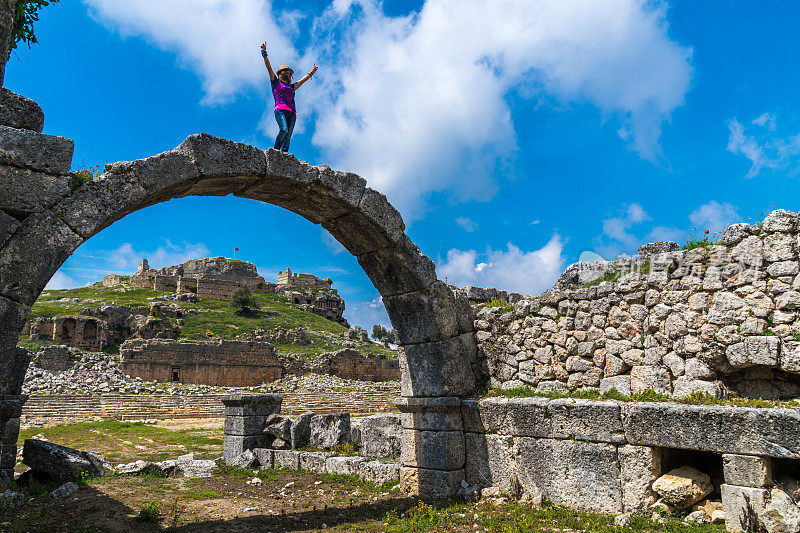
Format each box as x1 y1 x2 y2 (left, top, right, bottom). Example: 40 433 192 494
773 457 800 487
724 367 800 400
660 447 724 499
171 366 181 382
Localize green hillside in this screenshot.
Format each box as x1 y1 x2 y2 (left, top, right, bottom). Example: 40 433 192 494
22 283 394 359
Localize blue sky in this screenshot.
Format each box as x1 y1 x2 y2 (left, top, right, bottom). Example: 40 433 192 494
8 0 800 329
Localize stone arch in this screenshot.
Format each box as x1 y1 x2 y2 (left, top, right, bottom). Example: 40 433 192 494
0 133 477 495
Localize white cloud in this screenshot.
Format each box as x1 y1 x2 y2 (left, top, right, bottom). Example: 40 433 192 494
343 295 391 330
306 0 691 217
437 235 565 295
688 201 740 236
727 114 800 178
45 271 81 290
321 230 346 255
601 203 651 249
83 0 297 104
87 0 692 219
106 241 211 272
455 217 478 232
647 225 683 243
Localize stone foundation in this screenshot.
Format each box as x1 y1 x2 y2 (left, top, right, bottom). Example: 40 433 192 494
462 396 800 530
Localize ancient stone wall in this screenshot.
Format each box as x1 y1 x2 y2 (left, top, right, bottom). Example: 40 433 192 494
476 210 800 401
120 338 305 386
277 267 332 289
462 396 800 530
27 315 107 351
312 348 400 382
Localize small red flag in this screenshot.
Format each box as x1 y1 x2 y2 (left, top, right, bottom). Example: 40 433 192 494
235 248 239 251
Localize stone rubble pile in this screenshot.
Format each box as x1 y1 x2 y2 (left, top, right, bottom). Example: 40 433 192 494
475 209 800 400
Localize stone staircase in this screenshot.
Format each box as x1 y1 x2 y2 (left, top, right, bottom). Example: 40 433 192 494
21 389 400 421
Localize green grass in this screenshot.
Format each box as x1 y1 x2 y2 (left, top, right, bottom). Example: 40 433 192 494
135 501 160 522
486 386 799 408
381 500 725 533
17 420 222 463
485 298 514 313
182 489 220 499
580 270 622 288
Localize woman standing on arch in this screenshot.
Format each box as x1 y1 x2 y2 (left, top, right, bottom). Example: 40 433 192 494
261 42 318 153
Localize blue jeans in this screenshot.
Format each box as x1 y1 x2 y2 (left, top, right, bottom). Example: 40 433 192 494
274 109 296 152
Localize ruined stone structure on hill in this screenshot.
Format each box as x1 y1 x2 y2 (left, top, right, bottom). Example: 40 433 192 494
103 258 349 326
277 267 332 289
21 303 183 350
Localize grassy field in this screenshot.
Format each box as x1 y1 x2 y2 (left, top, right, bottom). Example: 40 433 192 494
26 284 395 359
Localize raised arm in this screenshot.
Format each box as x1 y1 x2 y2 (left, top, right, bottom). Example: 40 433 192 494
293 63 319 90
261 42 276 82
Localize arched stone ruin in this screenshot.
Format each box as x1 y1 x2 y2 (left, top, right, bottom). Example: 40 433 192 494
0 112 477 495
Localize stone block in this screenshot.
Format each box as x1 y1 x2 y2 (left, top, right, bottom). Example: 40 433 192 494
0 345 30 396
600 376 631 396
384 281 460 345
726 336 780 368
177 133 265 178
0 416 19 445
223 415 268 436
298 451 328 473
515 437 623 514
622 403 800 458
310 413 351 450
0 210 19 249
0 88 44 132
0 165 70 214
721 484 767 533
630 365 671 395
273 450 300 470
398 396 463 431
619 445 660 513
264 415 292 443
400 429 465 471
22 439 110 480
357 236 437 298
290 412 314 449
672 377 722 399
360 414 402 459
399 333 477 397
0 211 82 306
722 454 772 488
253 448 274 470
505 397 552 437
359 460 400 486
464 433 516 492
325 455 366 476
400 466 463 497
228 450 258 469
461 397 507 433
0 126 73 174
52 171 148 239
549 398 625 443
223 434 265 461
221 394 282 417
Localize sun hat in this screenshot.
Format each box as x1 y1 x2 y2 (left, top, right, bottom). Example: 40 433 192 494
276 65 294 76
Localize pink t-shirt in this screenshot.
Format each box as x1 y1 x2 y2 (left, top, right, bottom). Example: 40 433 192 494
271 77 296 113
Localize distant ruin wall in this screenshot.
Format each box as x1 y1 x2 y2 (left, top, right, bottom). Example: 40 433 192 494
26 315 107 352
119 340 398 386
476 209 800 400
120 339 304 386
312 349 400 382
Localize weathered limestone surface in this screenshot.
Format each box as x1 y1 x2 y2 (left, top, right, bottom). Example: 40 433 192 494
360 413 402 459
310 413 351 450
22 439 111 479
516 438 623 514
622 403 800 457
722 454 773 488
0 126 73 174
0 89 44 132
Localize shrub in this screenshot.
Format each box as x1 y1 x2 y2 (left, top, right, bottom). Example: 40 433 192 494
68 169 95 190
229 287 260 316
136 501 160 523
